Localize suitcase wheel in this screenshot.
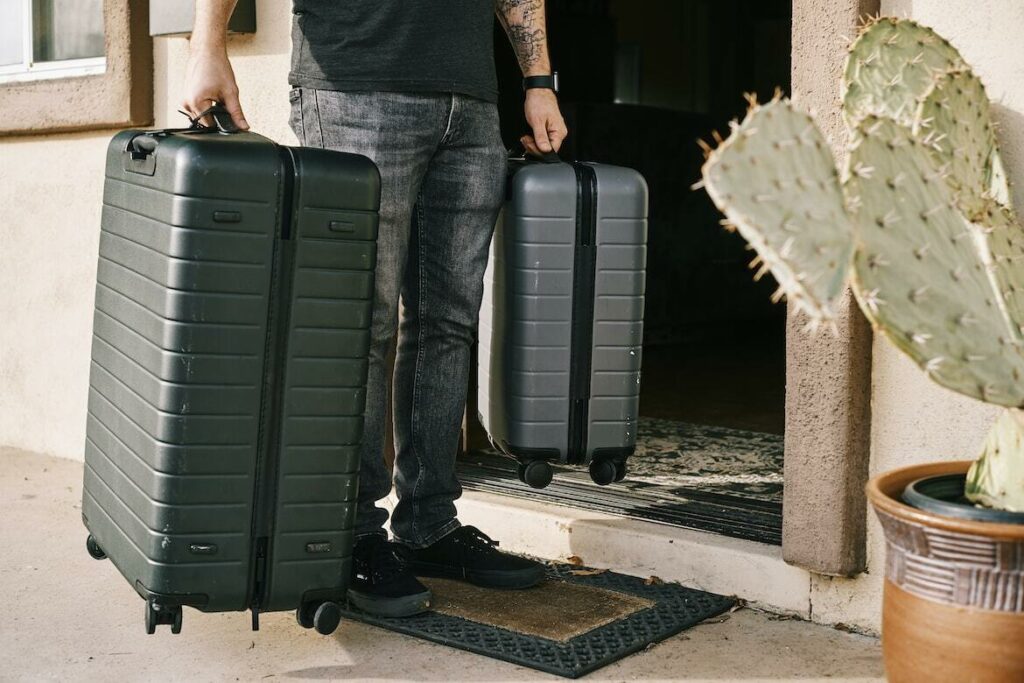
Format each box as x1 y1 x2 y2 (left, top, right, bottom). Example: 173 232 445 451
85 535 107 561
614 461 627 483
296 603 316 630
589 459 618 486
144 600 182 635
518 460 553 489
314 601 342 636
297 601 342 635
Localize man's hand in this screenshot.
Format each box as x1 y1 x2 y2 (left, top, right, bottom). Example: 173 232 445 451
181 0 247 130
496 1 568 156
521 89 567 156
182 47 248 130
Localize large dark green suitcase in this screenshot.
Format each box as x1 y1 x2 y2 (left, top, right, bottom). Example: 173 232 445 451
81 110 380 635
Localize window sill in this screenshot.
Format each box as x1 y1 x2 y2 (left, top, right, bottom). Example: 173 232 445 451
0 58 107 86
0 0 151 137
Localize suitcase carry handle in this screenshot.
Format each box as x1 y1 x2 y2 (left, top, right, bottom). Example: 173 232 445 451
124 104 242 174
190 103 241 134
508 145 562 164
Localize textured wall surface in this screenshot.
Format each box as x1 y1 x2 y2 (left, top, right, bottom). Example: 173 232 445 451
784 0 878 577
0 134 109 459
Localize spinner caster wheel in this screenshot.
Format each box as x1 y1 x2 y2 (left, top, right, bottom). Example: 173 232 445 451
296 602 316 630
313 601 342 635
86 535 107 560
614 461 627 482
589 459 617 486
522 460 553 489
145 601 182 635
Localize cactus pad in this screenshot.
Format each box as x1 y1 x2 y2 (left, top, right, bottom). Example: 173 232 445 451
701 100 853 324
915 70 1011 214
974 199 1024 340
846 116 1024 406
843 17 966 128
966 408 1024 512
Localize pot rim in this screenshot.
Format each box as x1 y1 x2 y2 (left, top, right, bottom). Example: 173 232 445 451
867 460 1024 539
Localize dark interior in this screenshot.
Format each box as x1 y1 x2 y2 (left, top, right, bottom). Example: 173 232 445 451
462 0 793 544
496 0 790 435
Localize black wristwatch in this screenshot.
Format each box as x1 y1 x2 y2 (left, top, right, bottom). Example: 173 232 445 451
523 72 559 94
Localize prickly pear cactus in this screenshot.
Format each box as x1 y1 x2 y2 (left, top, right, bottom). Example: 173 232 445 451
700 16 1024 511
846 116 1024 406
966 408 1024 512
842 17 966 128
915 69 1011 213
700 99 853 325
975 200 1024 332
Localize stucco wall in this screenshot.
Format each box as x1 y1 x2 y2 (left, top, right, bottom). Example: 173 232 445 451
0 133 109 459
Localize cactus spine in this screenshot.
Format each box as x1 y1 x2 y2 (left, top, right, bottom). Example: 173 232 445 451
700 17 1024 512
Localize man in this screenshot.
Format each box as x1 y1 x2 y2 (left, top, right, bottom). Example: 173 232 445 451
183 1 568 617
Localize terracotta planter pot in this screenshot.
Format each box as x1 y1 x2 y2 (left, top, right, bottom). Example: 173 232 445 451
867 461 1024 683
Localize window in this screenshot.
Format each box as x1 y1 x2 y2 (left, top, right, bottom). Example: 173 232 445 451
0 0 105 83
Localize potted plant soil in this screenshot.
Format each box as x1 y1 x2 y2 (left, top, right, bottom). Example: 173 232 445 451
698 17 1024 683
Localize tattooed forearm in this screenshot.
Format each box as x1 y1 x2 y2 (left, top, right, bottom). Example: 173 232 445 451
496 0 550 75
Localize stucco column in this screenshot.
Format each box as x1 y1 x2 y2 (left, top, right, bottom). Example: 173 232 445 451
784 0 879 577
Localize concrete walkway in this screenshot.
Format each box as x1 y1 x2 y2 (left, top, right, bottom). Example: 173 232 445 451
0 448 884 681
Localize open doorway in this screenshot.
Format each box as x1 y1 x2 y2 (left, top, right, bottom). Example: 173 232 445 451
462 0 791 545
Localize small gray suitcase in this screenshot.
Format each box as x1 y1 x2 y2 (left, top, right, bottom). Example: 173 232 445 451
478 156 648 488
81 107 380 635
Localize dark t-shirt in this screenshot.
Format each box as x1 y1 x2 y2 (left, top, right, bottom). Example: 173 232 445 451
289 1 499 103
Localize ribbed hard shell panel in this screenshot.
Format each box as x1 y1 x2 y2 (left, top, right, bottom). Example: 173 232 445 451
478 162 647 466
587 165 648 456
83 131 280 611
479 163 577 459
263 147 378 611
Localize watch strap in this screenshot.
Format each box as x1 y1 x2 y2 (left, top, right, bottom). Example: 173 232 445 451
523 72 559 93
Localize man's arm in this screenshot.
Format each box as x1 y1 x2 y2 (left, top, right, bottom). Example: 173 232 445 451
182 0 249 130
496 0 568 154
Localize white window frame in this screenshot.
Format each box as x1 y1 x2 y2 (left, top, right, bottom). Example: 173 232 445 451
0 0 106 84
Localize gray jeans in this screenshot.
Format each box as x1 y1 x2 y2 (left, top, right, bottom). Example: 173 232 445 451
289 88 506 547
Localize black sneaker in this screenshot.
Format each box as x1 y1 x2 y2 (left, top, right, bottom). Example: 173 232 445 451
347 534 432 617
409 526 546 589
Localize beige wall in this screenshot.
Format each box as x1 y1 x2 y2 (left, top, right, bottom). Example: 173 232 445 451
0 1 295 461
0 133 109 459
1 0 1023 633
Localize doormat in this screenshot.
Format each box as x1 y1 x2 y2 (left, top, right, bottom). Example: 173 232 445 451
340 563 735 678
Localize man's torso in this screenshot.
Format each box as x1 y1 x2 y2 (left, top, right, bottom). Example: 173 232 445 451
289 0 499 103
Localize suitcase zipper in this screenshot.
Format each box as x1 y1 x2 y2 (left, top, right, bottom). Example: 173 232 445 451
246 147 299 629
567 164 598 464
